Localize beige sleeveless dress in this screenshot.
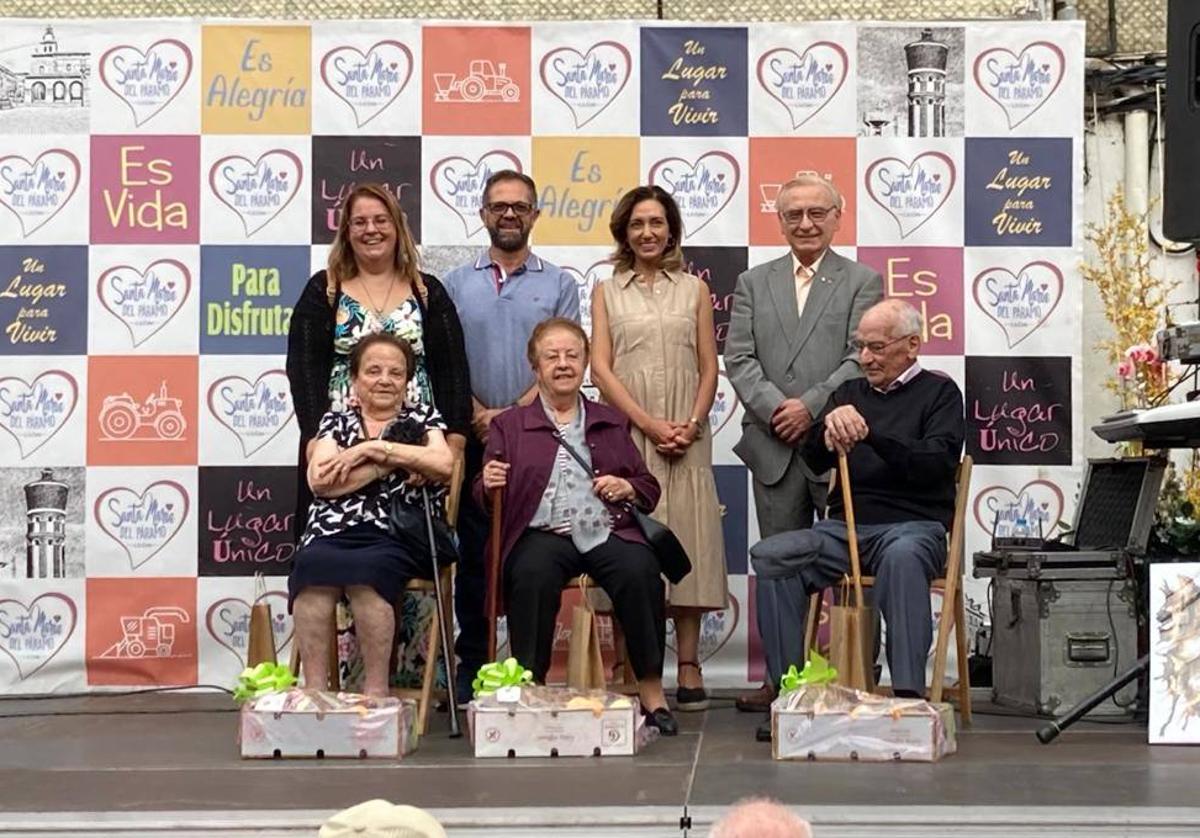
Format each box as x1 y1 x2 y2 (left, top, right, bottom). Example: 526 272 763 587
600 269 728 610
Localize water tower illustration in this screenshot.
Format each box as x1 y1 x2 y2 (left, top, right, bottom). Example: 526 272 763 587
25 469 68 578
905 28 949 137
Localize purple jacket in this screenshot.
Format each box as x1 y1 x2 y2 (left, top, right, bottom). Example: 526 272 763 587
473 398 661 574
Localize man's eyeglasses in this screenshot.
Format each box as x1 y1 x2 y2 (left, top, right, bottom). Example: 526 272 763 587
780 205 837 224
848 334 915 354
349 214 394 231
484 201 536 218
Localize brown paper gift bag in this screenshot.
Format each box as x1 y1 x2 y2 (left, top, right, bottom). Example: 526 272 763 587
246 574 277 668
828 578 876 692
828 452 875 693
566 578 606 690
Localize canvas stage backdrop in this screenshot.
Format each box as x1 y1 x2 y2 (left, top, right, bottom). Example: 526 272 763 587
0 18 1085 693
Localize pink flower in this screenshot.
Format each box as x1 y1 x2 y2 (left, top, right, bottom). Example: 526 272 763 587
1117 358 1135 379
1125 344 1159 364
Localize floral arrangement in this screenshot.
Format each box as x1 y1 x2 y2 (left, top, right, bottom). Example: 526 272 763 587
1082 187 1200 555
1080 187 1176 411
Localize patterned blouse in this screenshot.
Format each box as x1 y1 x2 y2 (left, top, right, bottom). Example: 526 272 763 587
300 402 447 548
329 293 435 414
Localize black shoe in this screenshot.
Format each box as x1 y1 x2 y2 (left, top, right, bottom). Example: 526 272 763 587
675 685 710 712
755 717 772 743
643 706 679 736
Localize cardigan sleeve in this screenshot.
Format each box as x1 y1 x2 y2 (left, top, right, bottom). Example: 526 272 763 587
419 273 473 438
286 271 336 442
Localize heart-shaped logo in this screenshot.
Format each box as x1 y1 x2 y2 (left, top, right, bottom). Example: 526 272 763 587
97 259 191 348
972 261 1063 349
0 370 78 459
864 152 956 239
666 593 739 664
94 480 189 571
973 479 1065 538
708 372 740 437
208 150 303 237
99 39 193 127
538 41 632 128
206 370 294 457
560 259 611 335
756 42 849 129
649 151 740 237
205 592 293 665
320 41 414 128
429 150 523 237
0 593 78 680
973 42 1065 130
0 149 81 237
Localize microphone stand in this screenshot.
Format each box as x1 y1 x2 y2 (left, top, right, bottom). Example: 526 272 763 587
1036 654 1147 744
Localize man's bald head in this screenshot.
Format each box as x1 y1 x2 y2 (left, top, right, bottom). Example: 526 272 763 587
710 798 813 838
858 298 923 340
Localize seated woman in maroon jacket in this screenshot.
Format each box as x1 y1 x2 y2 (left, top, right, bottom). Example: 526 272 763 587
475 317 677 735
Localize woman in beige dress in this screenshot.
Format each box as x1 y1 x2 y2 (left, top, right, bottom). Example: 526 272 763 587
590 185 728 711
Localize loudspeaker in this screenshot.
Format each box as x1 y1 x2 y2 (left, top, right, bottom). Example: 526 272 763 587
1165 0 1200 241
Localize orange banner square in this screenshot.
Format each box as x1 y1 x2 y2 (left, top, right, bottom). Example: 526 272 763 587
747 137 856 247
88 356 198 465
86 577 198 686
422 27 531 135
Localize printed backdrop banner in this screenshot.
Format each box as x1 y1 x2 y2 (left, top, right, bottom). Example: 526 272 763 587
0 18 1085 693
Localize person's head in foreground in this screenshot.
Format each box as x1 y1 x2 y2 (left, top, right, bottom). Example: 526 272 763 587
320 799 447 838
853 297 923 390
710 796 813 838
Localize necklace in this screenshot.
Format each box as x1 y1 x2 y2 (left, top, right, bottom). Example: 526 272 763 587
360 273 397 322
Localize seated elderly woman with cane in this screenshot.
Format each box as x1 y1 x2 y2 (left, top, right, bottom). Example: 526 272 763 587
477 317 679 735
290 332 454 698
748 299 965 741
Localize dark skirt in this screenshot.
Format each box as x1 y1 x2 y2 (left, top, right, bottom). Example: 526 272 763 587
288 522 432 611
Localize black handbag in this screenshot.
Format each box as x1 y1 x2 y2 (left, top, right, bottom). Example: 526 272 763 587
388 490 459 566
551 431 693 585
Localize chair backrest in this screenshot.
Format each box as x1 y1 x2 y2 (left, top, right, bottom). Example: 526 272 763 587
944 455 974 581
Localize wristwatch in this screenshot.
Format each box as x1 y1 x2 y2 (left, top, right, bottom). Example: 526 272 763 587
688 417 704 437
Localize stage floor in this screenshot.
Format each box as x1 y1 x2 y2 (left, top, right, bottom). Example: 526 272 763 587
1 692 1198 836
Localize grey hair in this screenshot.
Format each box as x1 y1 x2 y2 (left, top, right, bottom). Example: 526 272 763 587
778 172 843 211
865 298 924 339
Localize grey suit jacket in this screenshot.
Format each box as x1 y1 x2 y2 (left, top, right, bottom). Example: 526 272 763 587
724 250 884 485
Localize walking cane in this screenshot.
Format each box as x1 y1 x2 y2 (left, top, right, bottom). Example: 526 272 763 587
836 450 873 692
485 488 502 662
421 486 461 738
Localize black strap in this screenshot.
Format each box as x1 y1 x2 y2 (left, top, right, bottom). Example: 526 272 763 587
551 429 637 515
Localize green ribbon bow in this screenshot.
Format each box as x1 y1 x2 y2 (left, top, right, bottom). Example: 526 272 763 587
779 652 838 695
233 662 297 703
472 658 533 697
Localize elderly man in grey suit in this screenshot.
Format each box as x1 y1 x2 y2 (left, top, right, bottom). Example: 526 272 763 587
725 173 883 711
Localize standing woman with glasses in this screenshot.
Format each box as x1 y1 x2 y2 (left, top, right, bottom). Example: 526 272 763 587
287 183 471 683
589 185 727 712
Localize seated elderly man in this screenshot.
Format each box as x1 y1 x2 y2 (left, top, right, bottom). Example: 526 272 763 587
749 299 964 740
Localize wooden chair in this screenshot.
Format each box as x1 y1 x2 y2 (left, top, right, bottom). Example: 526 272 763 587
484 491 637 692
803 455 974 725
290 456 463 735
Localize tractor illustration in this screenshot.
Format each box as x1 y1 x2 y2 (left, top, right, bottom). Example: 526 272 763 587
100 607 190 659
432 60 520 103
98 381 186 440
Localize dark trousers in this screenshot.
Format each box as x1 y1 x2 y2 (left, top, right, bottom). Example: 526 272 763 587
750 518 946 692
504 529 666 684
453 440 490 694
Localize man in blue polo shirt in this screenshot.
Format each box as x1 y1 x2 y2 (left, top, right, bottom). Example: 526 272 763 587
443 169 580 703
